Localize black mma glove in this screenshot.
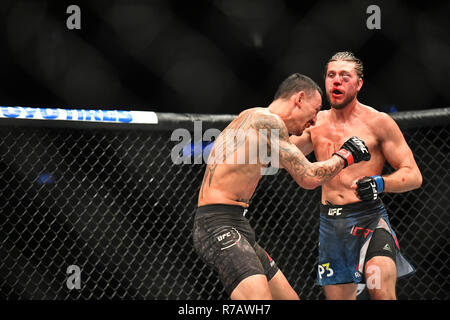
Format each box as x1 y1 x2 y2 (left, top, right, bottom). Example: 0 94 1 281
333 136 371 167
356 175 385 201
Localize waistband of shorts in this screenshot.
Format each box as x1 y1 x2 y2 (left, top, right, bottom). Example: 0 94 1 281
320 198 384 218
196 204 249 216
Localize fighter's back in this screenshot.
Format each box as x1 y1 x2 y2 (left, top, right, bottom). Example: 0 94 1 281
198 107 279 208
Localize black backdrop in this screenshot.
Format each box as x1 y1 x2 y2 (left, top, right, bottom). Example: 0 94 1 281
0 0 449 114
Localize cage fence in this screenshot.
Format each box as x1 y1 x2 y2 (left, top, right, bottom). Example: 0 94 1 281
0 107 449 299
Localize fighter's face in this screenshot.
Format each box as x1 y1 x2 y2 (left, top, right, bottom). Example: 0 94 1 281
325 60 362 109
291 90 322 135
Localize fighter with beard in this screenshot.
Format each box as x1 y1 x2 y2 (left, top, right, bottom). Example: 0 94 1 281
290 52 422 300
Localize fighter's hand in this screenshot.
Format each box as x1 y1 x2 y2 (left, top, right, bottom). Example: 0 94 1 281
352 176 385 201
332 136 371 167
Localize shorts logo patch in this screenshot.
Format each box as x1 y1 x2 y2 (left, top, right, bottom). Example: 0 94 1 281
213 227 241 251
318 262 334 279
216 232 231 242
350 225 374 238
383 243 392 252
265 251 275 267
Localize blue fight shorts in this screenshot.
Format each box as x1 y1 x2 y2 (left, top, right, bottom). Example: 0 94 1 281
317 198 415 286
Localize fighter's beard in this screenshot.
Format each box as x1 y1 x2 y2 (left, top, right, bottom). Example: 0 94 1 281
327 93 356 110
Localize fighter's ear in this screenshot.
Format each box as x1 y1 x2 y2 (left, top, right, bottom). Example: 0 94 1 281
357 77 363 92
294 91 305 107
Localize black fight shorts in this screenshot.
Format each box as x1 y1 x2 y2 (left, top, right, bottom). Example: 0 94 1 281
192 204 279 295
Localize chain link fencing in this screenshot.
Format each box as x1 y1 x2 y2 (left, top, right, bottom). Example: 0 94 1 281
0 108 449 299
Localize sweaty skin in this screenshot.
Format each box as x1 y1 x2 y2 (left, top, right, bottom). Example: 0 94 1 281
198 107 346 208
289 57 422 301
292 104 422 205
290 61 422 205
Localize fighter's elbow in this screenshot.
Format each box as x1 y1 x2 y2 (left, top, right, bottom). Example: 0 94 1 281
414 171 423 189
406 168 422 190
298 179 320 190
300 183 318 190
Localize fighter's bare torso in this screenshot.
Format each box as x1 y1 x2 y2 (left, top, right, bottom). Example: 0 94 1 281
309 104 387 205
198 100 359 208
198 107 278 208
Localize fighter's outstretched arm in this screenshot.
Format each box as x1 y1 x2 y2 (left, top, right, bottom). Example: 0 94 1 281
254 114 370 190
289 129 314 156
278 139 345 189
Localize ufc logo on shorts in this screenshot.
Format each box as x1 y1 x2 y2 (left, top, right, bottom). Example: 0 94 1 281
215 227 241 250
351 137 369 153
328 208 342 216
217 232 231 242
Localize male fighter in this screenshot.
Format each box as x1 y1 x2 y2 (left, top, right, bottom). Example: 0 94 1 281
193 73 371 300
291 52 422 299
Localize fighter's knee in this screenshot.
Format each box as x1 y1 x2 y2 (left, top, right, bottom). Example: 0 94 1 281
365 256 396 282
232 288 273 300
368 287 396 300
365 258 397 300
230 275 273 300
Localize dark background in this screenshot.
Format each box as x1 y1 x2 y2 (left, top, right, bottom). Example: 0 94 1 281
0 0 449 114
0 1 449 301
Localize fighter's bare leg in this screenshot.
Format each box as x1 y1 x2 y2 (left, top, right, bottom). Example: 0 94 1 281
365 256 397 300
230 274 273 300
364 223 397 300
268 270 300 300
324 283 357 300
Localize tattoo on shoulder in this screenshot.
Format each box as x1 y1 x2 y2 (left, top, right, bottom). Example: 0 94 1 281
199 110 289 199
251 113 289 140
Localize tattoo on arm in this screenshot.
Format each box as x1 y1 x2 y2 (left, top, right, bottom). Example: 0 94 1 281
251 113 289 159
199 111 292 198
278 142 344 187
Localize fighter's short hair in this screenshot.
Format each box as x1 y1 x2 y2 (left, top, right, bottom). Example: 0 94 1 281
274 73 322 100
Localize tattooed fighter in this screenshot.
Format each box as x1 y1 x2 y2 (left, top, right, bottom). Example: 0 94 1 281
192 73 371 300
